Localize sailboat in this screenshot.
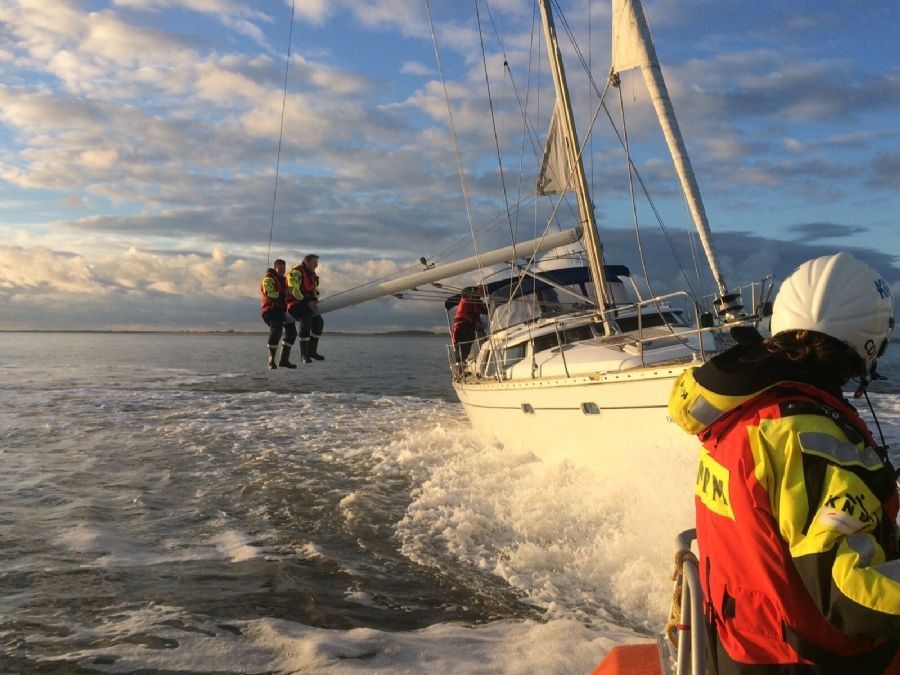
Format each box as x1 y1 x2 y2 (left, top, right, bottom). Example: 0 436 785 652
318 0 769 468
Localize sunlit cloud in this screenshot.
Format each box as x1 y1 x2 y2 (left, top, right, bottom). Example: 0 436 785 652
0 0 896 331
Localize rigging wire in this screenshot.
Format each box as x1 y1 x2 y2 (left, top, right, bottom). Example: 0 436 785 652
551 0 702 301
618 81 694 350
618 81 653 296
476 0 519 275
266 0 296 268
424 0 485 278
425 0 504 382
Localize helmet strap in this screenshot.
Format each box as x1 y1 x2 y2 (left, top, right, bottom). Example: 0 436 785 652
853 375 889 453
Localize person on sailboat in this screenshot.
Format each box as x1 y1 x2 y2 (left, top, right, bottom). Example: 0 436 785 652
669 252 898 674
259 258 297 369
287 254 325 364
452 285 487 363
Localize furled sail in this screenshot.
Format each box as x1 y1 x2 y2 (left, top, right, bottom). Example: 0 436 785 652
536 102 573 196
611 0 731 300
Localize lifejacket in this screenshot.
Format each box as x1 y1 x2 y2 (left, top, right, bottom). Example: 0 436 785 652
287 264 319 309
669 339 899 673
260 268 287 315
452 296 485 340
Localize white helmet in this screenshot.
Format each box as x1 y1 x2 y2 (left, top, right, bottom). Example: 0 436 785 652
771 252 895 376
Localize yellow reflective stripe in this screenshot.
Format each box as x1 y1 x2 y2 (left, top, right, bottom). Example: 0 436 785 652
797 431 883 470
872 559 900 583
689 395 724 427
832 533 900 616
695 449 735 520
668 367 773 435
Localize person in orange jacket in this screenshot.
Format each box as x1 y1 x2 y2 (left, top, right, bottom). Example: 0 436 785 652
452 285 487 363
259 258 297 369
670 252 898 674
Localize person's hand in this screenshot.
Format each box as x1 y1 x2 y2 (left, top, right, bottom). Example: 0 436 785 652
309 301 319 315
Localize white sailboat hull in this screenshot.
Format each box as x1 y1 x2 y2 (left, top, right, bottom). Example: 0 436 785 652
453 362 698 468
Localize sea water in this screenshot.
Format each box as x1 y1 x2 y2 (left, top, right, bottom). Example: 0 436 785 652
0 333 898 674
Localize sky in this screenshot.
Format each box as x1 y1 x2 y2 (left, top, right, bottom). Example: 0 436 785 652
0 0 897 332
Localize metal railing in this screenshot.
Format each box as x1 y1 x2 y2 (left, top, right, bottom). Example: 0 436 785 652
669 529 707 675
446 286 765 382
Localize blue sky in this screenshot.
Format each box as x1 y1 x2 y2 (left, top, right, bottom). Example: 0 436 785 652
0 0 897 332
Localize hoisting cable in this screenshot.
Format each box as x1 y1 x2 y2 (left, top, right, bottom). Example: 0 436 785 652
266 0 296 268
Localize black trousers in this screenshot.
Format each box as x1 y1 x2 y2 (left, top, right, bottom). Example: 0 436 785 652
289 303 324 339
262 310 297 346
453 322 477 361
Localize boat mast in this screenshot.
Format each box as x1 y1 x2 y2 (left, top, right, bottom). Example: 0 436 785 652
538 0 615 333
611 0 732 304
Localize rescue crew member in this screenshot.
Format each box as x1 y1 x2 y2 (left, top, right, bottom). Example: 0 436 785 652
287 254 325 364
669 252 898 674
259 258 297 369
452 285 487 362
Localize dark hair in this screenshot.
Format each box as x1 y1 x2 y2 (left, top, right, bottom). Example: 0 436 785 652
764 330 865 381
273 258 286 266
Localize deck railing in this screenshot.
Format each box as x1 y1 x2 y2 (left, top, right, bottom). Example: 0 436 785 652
446 286 767 381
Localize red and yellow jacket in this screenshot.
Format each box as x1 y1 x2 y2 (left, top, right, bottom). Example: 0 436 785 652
452 296 486 339
259 268 287 315
669 341 899 674
286 264 319 309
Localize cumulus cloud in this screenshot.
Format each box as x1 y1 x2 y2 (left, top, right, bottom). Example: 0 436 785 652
401 61 432 77
0 0 896 331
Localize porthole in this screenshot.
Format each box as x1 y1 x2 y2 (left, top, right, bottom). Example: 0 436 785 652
581 402 600 415
521 403 535 414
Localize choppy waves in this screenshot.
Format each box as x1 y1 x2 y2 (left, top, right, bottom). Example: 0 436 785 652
2 332 898 674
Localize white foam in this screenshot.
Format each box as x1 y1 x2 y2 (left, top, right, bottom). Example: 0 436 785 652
210 530 260 563
383 418 693 630
53 603 637 674
54 524 262 567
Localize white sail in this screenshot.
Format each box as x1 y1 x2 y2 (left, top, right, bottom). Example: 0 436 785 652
317 226 583 315
611 0 729 297
536 102 573 196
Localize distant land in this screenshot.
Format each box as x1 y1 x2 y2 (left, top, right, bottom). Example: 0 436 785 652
0 329 448 337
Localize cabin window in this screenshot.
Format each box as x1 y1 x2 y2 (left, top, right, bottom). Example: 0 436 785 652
581 402 601 415
521 403 535 414
533 324 596 354
503 343 527 369
479 348 496 377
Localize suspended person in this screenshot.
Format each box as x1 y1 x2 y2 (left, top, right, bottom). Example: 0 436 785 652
452 285 487 363
287 254 325 364
669 252 898 674
259 258 297 369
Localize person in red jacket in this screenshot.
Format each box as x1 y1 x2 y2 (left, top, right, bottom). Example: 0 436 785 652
452 285 487 362
669 252 898 674
259 258 297 369
287 254 325 364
